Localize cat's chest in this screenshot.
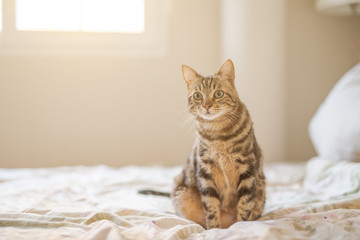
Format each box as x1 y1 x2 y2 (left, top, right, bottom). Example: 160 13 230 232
210 153 238 188
196 137 246 186
206 141 238 165
210 156 239 210
200 144 246 210
201 142 239 180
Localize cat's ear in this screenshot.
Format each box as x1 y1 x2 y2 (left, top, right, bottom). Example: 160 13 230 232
217 59 235 82
182 65 200 88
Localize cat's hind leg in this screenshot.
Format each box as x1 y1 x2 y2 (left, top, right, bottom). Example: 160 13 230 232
249 175 266 220
172 186 206 228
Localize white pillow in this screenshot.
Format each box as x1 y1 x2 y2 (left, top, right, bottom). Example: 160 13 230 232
309 63 360 162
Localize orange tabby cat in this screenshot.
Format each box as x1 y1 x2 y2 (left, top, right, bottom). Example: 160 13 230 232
172 59 266 229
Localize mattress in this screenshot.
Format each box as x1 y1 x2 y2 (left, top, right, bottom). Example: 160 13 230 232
1 157 360 239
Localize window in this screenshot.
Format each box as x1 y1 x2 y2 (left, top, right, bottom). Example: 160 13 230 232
16 0 144 33
0 0 167 56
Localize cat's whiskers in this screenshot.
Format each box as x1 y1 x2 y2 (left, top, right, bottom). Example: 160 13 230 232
179 111 196 132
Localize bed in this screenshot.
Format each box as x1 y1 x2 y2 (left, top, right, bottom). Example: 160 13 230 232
0 157 360 240
1 62 360 240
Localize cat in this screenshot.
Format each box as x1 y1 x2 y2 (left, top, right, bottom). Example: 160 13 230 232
139 59 266 229
171 59 266 229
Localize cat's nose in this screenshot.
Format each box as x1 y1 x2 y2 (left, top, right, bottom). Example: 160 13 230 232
203 101 213 110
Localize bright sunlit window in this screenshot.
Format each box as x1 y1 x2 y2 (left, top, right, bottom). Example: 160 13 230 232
16 0 144 33
0 0 168 56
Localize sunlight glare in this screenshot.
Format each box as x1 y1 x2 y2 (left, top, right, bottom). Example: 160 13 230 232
15 0 145 33
82 0 144 33
16 0 79 31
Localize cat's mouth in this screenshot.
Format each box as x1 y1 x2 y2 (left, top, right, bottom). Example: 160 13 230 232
199 110 223 121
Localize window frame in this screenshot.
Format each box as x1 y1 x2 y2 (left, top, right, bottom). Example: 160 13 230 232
0 0 168 56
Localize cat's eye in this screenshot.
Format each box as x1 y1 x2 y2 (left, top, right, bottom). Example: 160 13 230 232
193 92 203 100
214 90 224 99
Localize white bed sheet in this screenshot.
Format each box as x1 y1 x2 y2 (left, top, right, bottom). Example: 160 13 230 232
1 157 360 239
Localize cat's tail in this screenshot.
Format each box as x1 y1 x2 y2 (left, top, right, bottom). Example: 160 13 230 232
138 189 171 198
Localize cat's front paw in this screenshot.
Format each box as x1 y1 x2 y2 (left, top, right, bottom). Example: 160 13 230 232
205 215 221 229
206 223 221 229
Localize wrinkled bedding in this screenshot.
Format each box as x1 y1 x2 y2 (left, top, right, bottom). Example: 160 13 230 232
1 157 360 239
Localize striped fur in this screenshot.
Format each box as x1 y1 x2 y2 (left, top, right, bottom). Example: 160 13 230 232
172 59 266 229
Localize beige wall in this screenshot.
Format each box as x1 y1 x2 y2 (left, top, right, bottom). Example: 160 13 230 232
221 0 354 163
286 0 354 162
221 0 287 163
0 0 354 167
0 0 220 168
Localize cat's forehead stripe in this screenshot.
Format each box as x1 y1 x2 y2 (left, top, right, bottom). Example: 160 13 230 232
206 76 213 89
194 75 222 92
209 77 214 89
201 78 206 89
198 76 215 90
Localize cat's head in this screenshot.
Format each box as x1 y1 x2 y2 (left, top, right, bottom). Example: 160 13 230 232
182 59 240 121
